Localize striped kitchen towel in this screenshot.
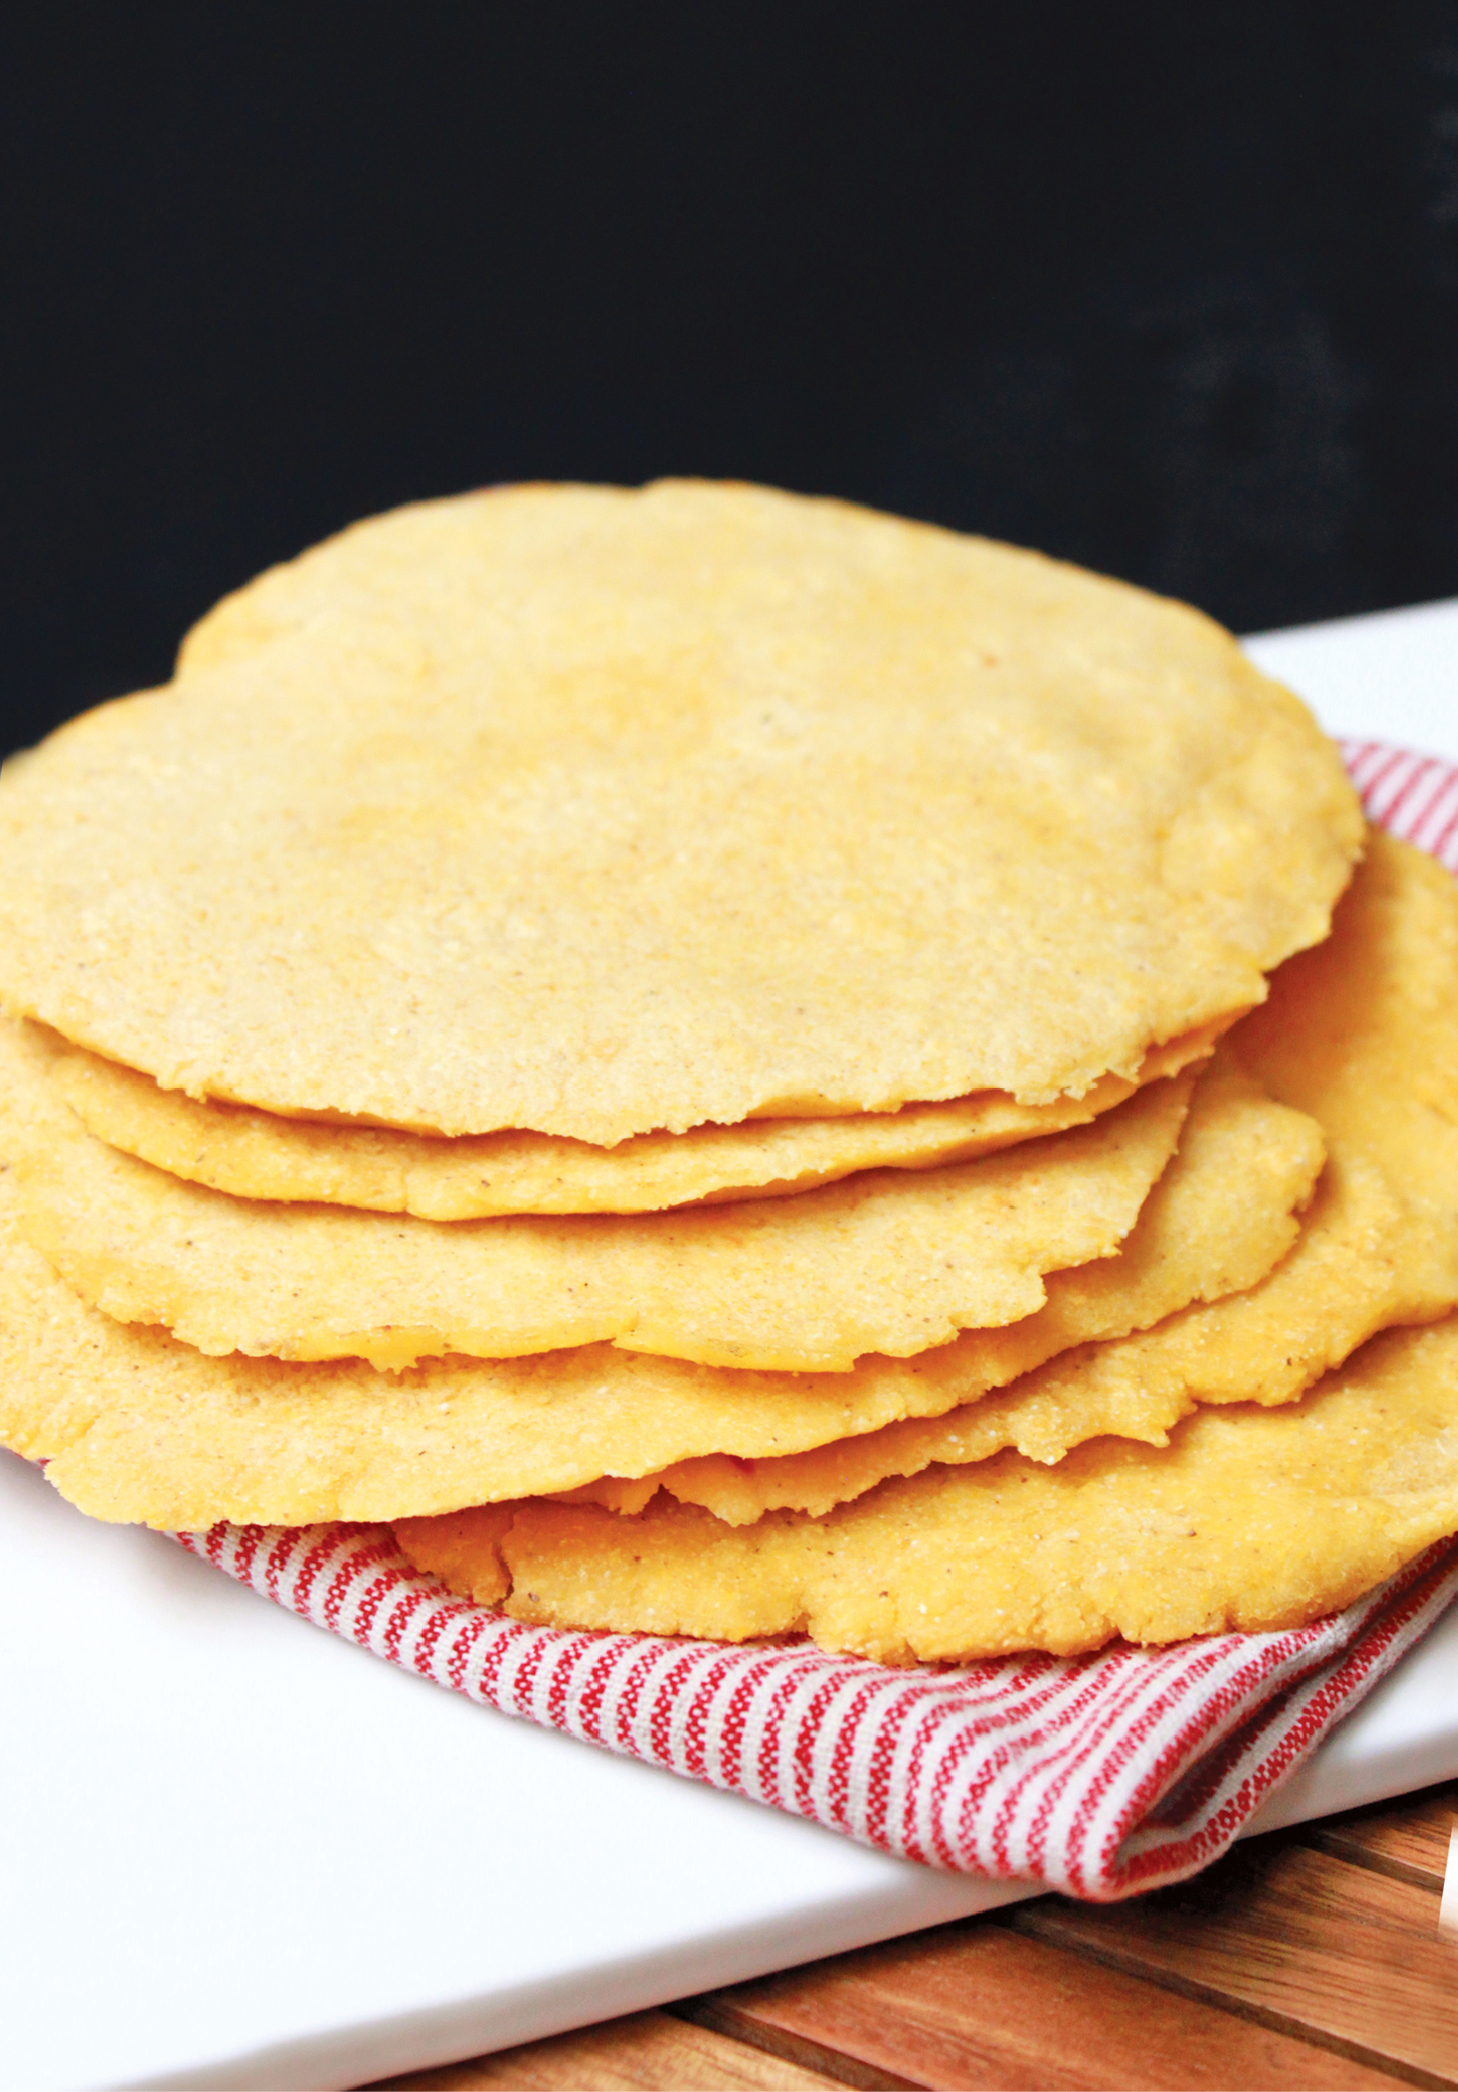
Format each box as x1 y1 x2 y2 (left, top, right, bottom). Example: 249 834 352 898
177 1519 1458 1899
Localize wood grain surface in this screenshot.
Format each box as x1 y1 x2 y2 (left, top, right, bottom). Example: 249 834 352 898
368 1780 1458 2091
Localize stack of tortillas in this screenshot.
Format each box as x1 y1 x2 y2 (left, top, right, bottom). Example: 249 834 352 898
3 480 1457 1664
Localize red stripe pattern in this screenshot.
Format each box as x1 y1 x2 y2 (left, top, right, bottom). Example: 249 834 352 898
1341 738 1458 871
172 744 1458 1899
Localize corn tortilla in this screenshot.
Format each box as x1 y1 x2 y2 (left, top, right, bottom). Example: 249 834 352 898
9 1028 1191 1372
396 1314 1458 1662
592 831 1458 1524
46 1022 1222 1219
0 1058 1313 1527
0 482 1360 1142
643 1143 1431 1522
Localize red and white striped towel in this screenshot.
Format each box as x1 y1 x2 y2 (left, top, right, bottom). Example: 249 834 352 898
175 742 1458 1902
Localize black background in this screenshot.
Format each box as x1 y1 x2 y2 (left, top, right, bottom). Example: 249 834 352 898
6 4 1458 758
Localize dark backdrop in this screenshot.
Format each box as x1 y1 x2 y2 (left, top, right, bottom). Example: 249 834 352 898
6 3 1458 757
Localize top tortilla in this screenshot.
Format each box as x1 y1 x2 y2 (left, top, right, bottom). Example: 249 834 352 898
0 481 1359 1142
617 827 1458 1522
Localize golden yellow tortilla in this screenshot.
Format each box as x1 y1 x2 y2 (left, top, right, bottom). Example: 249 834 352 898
568 832 1458 1523
0 1056 1315 1527
0 482 1360 1141
46 1022 1222 1219
396 1314 1458 1662
8 1026 1190 1372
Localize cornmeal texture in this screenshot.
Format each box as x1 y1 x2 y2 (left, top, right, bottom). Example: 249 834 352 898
396 1315 1458 1661
605 830 1458 1522
10 1027 1190 1371
0 1059 1311 1527
1005 829 1458 1426
0 482 1360 1140
568 1051 1326 1520
46 1023 1220 1218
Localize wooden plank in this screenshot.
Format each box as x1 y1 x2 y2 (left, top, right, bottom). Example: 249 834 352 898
681 1915 1402 2090
1310 1782 1458 1890
364 2008 845 2090
1014 1840 1458 2088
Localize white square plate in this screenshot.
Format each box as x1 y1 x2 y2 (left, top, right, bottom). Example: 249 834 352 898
4 599 1457 2092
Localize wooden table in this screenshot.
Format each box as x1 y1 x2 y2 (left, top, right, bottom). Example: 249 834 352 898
366 1778 1457 2089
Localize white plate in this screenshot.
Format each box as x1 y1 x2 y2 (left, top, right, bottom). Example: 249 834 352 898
4 600 1457 2092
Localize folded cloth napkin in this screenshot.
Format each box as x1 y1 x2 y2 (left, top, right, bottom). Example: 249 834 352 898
1343 737 1458 867
176 1521 1458 1898
171 741 1458 1901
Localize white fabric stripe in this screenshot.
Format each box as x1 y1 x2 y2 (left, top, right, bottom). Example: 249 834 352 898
916 1652 1144 1873
590 1630 681 1759
1112 1556 1455 1879
1365 751 1426 823
849 1674 944 1849
1345 743 1398 794
753 1656 842 1811
1413 773 1458 852
989 1647 1200 1880
920 1656 1122 1870
1053 1630 1323 1877
1387 767 1449 843
390 1582 458 1674
922 1651 1131 1873
659 1642 740 1770
696 1646 778 1784
730 1652 803 1805
1021 1643 1216 1887
795 1664 885 1827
